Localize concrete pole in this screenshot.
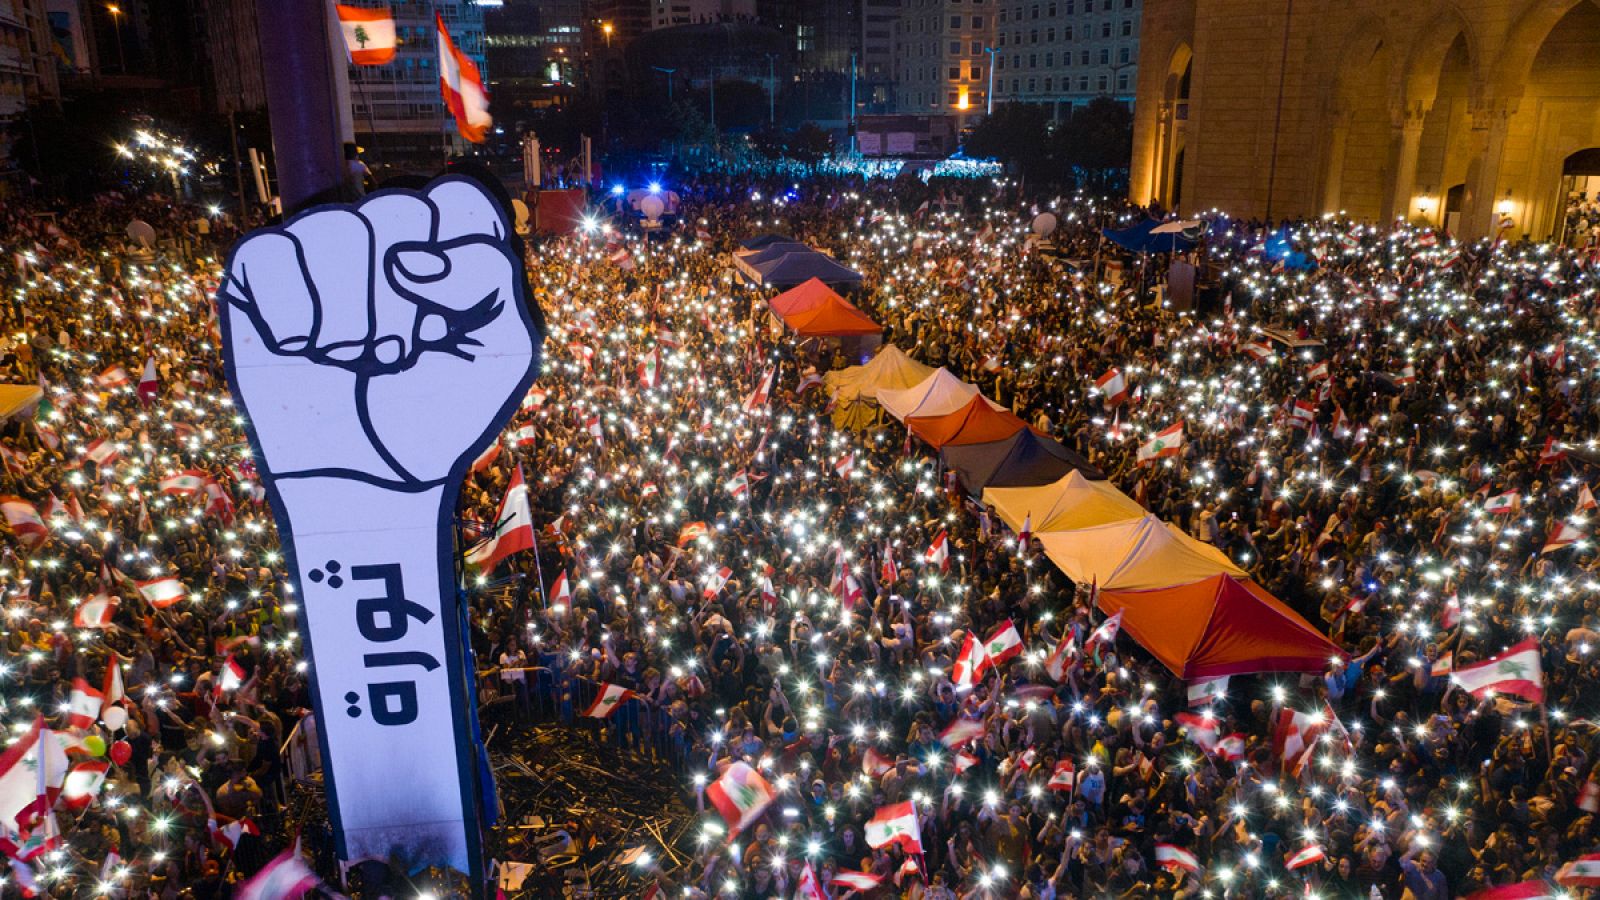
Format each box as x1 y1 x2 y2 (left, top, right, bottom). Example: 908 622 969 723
255 0 348 212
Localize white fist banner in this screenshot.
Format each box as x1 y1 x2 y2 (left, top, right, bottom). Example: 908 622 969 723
219 176 541 875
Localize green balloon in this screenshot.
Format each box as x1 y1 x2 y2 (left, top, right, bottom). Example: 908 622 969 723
83 735 107 757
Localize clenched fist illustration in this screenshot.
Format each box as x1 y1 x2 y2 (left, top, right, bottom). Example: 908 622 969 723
219 177 541 487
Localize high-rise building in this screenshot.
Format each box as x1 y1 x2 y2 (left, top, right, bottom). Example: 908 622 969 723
647 0 753 30
347 0 488 165
483 0 582 117
0 0 60 125
859 0 899 112
892 0 996 115
993 0 1138 116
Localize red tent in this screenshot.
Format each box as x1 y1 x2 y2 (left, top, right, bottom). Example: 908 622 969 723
1096 575 1344 679
783 294 881 336
905 395 1030 448
769 277 843 317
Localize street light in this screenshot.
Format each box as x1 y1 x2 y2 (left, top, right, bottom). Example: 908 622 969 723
652 66 676 104
983 47 998 115
107 3 126 74
602 22 613 47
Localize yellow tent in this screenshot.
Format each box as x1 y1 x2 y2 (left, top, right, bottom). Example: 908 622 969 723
982 470 1145 534
0 385 43 423
1035 515 1246 591
824 345 934 431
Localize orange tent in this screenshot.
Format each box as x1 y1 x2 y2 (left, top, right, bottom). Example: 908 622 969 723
906 395 1030 448
1096 574 1345 679
769 277 843 317
783 294 881 336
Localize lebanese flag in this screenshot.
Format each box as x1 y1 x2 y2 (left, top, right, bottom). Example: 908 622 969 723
702 566 732 599
437 13 491 142
74 593 116 629
759 576 778 612
1154 844 1201 875
677 521 709 546
796 371 825 394
212 816 261 851
1579 484 1598 512
638 348 660 389
1542 520 1585 555
1430 652 1453 678
864 800 921 853
0 718 68 836
1047 759 1076 791
951 631 989 689
924 529 951 572
832 453 854 478
1273 707 1328 774
1289 399 1316 430
1484 490 1521 515
95 366 130 389
796 863 825 900
1044 631 1076 681
1137 421 1185 464
585 415 604 445
470 440 501 474
60 761 110 811
607 247 634 271
506 425 538 448
742 366 776 412
204 481 236 524
1095 368 1127 405
705 762 775 835
1558 854 1600 888
547 571 572 608
1539 436 1567 467
1306 360 1329 381
68 678 103 730
83 438 120 467
337 4 397 65
581 683 638 718
136 357 159 404
0 496 47 549
1580 777 1600 813
1242 341 1274 361
158 470 210 496
1083 610 1123 659
1286 845 1325 870
938 717 984 748
1394 363 1417 385
879 546 899 585
135 576 186 609
1187 675 1229 707
831 871 884 892
465 467 535 573
1451 637 1544 703
982 619 1024 668
236 842 321 900
1213 733 1247 762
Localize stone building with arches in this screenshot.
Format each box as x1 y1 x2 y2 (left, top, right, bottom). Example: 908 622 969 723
1127 0 1600 243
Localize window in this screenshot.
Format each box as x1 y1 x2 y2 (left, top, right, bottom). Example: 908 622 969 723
997 55 1005 68
950 66 962 79
1121 19 1132 36
998 32 1006 45
1100 21 1111 37
1065 1 1074 12
1123 0 1132 6
972 16 983 28
1028 77 1036 91
1102 0 1111 9
1030 29 1037 43
1030 5 1039 19
1029 52 1037 66
1080 50 1088 64
1046 26 1055 40
1011 77 1019 91
999 8 1007 21
1118 46 1130 63
1044 76 1053 89
947 91 958 105
1117 73 1128 90
1045 52 1053 66
972 41 983 53
970 65 982 79
950 16 962 29
1097 74 1107 90
950 40 960 53
1049 1 1057 13
1098 47 1109 64
1064 25 1073 39
1011 54 1019 67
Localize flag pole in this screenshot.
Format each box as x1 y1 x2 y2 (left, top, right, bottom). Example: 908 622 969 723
253 0 349 212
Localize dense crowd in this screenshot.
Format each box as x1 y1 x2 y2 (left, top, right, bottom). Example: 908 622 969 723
7 169 1600 900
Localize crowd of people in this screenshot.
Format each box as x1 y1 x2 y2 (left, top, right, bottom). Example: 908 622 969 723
7 166 1600 900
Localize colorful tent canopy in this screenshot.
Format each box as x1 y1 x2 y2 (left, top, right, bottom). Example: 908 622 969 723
735 245 865 287
941 429 1104 492
782 294 881 336
0 385 42 423
740 233 797 250
1034 515 1246 591
769 277 844 318
983 470 1144 534
824 346 935 431
877 368 982 420
1097 575 1344 679
906 395 1030 449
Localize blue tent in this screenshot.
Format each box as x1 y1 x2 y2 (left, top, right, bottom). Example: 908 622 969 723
740 233 798 250
747 251 865 287
942 429 1104 493
1102 219 1199 253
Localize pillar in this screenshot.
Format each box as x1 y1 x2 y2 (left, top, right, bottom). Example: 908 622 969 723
1381 105 1427 224
1320 109 1350 214
1460 97 1517 240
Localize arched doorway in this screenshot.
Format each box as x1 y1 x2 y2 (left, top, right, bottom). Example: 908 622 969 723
1152 46 1191 211
1556 148 1600 247
1443 183 1465 235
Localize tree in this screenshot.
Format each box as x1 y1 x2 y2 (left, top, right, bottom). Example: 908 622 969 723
785 123 832 163
354 24 370 48
1057 97 1133 193
962 103 1053 182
